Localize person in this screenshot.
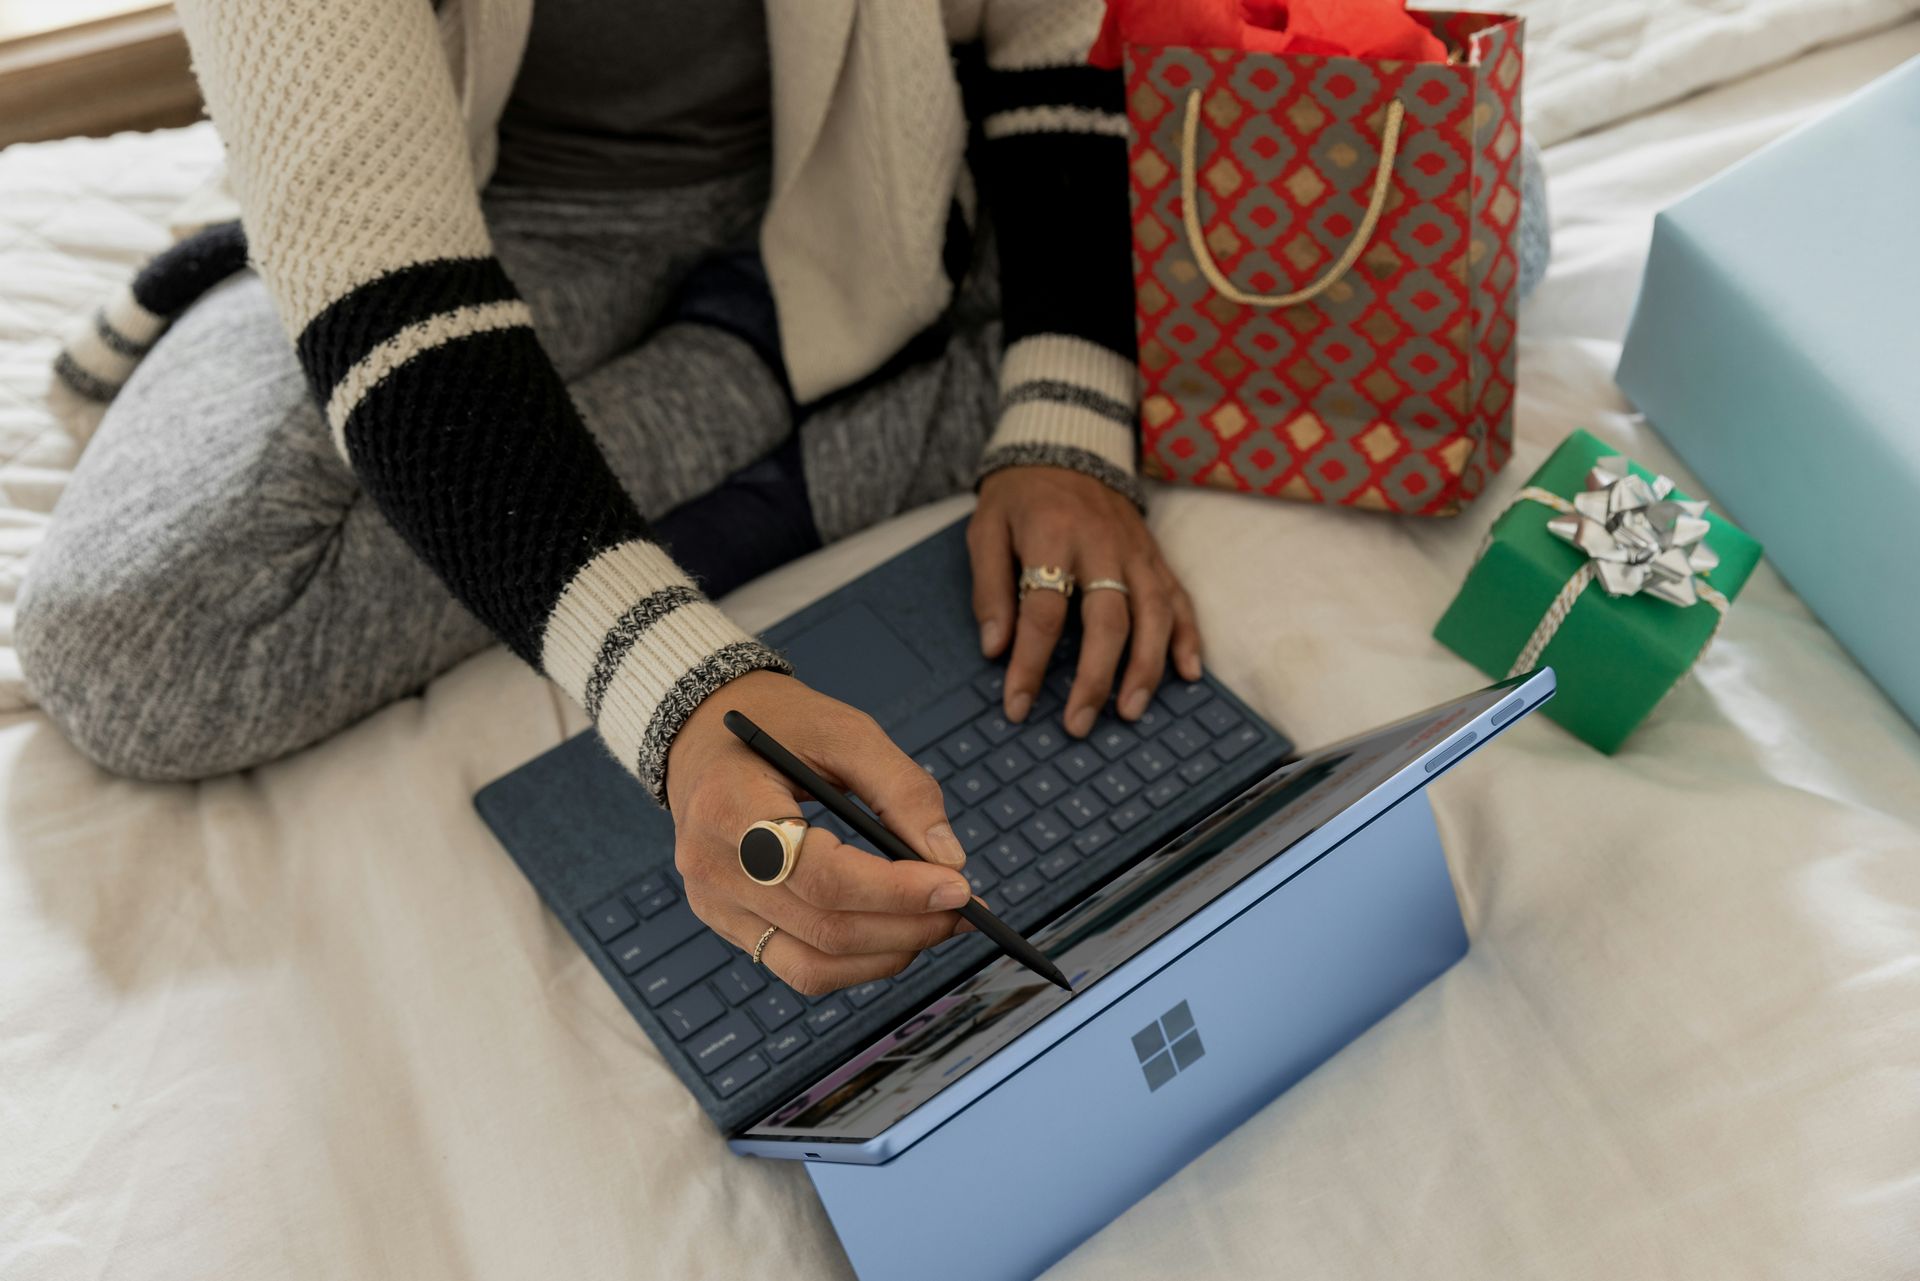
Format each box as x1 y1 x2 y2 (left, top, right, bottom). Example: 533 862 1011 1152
18 0 1548 998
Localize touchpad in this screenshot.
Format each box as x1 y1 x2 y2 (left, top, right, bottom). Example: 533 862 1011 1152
778 603 932 718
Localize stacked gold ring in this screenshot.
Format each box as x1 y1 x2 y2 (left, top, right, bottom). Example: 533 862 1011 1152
1018 564 1076 603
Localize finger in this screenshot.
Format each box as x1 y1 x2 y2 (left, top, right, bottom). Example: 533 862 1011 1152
781 827 973 914
708 903 915 997
812 706 967 868
966 510 1017 659
1170 581 1204 682
1116 559 1174 721
1065 578 1130 738
1001 524 1072 723
746 886 967 957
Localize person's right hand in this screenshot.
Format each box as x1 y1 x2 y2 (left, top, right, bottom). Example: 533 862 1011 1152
663 669 975 997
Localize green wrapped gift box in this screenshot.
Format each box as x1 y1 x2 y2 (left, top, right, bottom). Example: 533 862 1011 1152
1434 429 1763 752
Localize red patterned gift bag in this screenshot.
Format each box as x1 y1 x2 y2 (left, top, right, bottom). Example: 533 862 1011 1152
1119 10 1525 514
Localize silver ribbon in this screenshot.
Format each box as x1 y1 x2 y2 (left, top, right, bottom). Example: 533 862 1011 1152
1543 456 1721 607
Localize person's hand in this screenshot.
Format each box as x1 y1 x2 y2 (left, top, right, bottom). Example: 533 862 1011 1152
664 669 974 996
969 466 1202 737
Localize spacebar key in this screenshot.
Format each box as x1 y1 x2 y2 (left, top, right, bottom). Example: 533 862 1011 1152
889 685 988 756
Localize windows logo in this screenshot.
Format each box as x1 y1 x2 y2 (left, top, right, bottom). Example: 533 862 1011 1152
1132 1000 1205 1091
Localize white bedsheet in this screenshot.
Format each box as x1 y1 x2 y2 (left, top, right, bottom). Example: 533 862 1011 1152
5 18 1920 1281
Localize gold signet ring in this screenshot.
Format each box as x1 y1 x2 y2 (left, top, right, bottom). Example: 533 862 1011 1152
738 817 809 886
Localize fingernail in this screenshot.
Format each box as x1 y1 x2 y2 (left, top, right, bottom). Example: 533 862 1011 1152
979 620 1002 654
1180 653 1203 681
928 879 970 910
1122 688 1150 719
1067 706 1096 737
1007 691 1032 722
925 823 967 867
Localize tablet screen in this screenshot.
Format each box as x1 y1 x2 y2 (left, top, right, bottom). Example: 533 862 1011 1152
742 679 1517 1142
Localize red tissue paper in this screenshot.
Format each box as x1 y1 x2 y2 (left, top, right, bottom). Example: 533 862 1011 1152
1089 0 1450 68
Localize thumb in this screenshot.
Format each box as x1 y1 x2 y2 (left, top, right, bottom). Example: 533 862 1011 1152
823 711 967 869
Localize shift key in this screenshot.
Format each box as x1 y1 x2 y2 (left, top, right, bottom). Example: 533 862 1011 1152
689 1010 762 1075
605 903 706 974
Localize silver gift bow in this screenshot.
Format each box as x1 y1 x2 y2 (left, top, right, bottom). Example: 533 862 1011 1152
1543 456 1721 607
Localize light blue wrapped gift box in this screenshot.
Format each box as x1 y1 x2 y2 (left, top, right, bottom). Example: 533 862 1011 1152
1617 56 1920 729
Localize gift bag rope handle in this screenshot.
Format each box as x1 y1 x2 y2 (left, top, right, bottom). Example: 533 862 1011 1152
1180 91 1406 309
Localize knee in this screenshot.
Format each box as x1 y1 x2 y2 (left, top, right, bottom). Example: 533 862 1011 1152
16 542 278 782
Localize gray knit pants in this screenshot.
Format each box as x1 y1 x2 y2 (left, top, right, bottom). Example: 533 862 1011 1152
16 168 1002 781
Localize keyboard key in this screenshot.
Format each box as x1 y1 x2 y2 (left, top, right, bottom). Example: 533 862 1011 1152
1072 822 1117 858
915 751 953 784
1017 722 1069 760
1043 667 1076 700
1180 752 1222 785
804 998 851 1035
1055 744 1103 783
983 835 1035 878
1030 688 1063 720
583 896 637 943
932 934 971 955
844 980 890 1008
1019 764 1069 805
632 934 733 1006
964 864 1001 897
984 790 1035 831
1130 702 1171 737
1019 808 1070 852
1144 776 1185 808
974 711 1021 744
633 883 679 918
954 810 998 854
1195 701 1244 737
606 903 706 974
1160 722 1211 759
972 669 1006 704
1214 723 1263 761
711 1052 769 1097
892 685 987 754
984 743 1036 785
712 958 768 1005
1090 764 1143 806
1001 870 1045 905
622 872 668 905
763 1026 811 1063
1126 741 1176 782
948 764 996 806
749 986 804 1032
940 726 988 769
1109 797 1153 832
1091 723 1140 761
661 985 726 1040
1058 787 1108 829
1158 679 1214 715
1037 848 1077 880
690 1011 762 1073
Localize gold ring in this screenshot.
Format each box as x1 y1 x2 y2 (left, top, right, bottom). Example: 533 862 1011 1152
738 816 808 886
1018 564 1076 604
1082 578 1130 597
751 923 780 965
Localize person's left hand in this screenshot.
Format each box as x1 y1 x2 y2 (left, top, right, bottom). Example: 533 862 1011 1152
968 466 1203 737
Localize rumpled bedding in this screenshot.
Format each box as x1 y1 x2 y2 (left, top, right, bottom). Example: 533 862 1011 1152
3 9 1918 1279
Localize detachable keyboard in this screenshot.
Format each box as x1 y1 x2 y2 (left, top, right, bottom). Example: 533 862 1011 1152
476 519 1291 1132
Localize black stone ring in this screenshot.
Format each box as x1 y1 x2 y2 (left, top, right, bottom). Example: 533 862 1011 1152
738 817 809 886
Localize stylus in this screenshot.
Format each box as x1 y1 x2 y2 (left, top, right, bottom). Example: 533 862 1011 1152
724 710 1074 993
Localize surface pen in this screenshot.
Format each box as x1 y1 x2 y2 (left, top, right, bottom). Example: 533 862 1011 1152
723 710 1074 993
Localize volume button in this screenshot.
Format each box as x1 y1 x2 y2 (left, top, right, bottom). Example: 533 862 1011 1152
1423 731 1478 774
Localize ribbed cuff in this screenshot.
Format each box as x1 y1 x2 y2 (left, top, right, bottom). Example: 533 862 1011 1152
540 540 794 805
977 441 1147 511
976 334 1145 509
